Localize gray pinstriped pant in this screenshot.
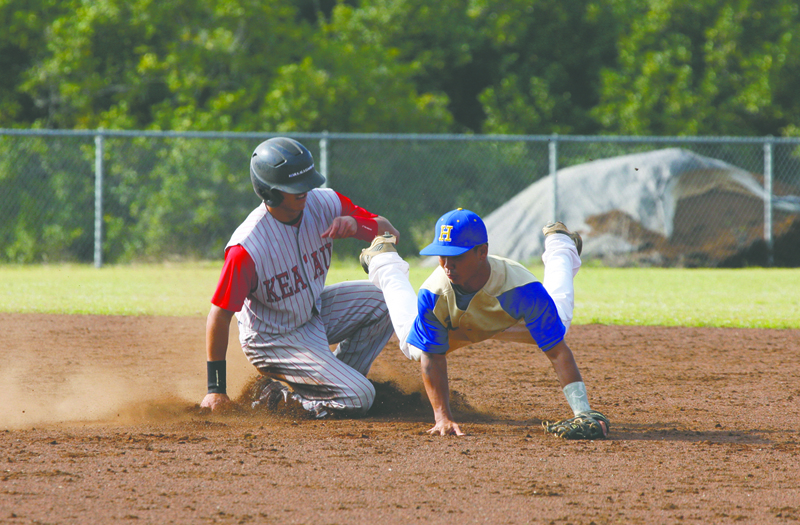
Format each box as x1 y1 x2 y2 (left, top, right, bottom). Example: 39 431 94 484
241 280 394 415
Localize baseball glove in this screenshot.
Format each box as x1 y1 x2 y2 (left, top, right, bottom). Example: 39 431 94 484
542 410 610 440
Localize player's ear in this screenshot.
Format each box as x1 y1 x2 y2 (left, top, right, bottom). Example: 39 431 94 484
475 243 489 260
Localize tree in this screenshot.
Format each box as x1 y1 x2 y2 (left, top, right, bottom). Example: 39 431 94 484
21 0 311 130
257 3 452 133
330 0 499 132
334 0 626 135
476 0 629 135
0 0 71 126
17 0 452 133
593 0 800 136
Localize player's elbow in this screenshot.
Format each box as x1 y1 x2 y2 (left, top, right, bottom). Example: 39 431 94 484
408 345 424 361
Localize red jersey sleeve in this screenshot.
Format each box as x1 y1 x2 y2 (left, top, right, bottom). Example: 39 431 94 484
211 244 258 312
336 191 380 242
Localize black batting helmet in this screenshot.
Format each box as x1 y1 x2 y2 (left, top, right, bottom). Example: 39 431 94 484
249 137 326 206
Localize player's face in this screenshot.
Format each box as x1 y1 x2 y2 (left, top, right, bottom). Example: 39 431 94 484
270 191 308 220
266 190 309 223
280 191 308 211
438 244 489 292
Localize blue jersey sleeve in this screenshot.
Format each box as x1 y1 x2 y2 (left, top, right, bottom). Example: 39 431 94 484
406 289 450 355
496 281 565 351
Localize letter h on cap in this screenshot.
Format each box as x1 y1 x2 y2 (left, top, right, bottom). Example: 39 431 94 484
438 225 454 242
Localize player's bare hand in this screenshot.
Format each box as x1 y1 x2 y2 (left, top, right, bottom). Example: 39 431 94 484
427 419 465 436
200 393 233 412
321 216 357 239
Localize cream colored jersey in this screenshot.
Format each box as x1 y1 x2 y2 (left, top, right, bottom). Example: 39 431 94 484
406 255 565 354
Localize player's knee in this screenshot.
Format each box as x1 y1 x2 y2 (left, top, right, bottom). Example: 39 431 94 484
353 382 376 415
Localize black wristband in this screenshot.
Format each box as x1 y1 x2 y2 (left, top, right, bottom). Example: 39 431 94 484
207 360 227 394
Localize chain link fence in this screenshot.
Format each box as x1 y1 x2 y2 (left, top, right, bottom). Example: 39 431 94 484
1 129 799 267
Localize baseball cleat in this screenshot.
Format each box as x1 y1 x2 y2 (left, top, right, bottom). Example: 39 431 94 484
359 232 397 273
542 221 582 256
251 378 290 411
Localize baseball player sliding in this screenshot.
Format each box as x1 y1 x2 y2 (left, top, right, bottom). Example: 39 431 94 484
200 137 399 418
360 208 609 439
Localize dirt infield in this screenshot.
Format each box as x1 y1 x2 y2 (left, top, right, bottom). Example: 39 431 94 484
1 313 799 524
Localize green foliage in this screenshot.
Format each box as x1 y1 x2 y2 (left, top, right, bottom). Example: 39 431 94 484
5 0 800 264
593 0 800 136
21 0 310 130
336 0 625 134
330 0 493 132
14 0 451 133
0 133 260 263
0 135 95 262
477 0 626 135
5 0 800 136
100 137 258 261
0 0 71 126
327 138 549 257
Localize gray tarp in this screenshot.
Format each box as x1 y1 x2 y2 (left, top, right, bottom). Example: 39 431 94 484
482 148 800 263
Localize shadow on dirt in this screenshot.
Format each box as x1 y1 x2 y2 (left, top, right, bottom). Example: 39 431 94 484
183 375 498 425
610 423 775 444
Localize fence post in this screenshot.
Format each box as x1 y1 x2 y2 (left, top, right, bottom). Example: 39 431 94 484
763 138 774 266
94 129 104 268
320 130 329 188
549 134 559 221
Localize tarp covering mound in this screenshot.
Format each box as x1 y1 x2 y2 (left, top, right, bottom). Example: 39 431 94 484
484 148 800 267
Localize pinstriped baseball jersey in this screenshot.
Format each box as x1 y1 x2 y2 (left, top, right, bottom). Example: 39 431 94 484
227 188 340 341
406 255 565 354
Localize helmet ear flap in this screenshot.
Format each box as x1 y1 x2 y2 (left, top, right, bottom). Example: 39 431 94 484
264 188 283 207
250 158 284 206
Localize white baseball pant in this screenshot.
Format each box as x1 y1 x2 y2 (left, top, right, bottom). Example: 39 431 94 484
367 233 581 360
241 281 394 415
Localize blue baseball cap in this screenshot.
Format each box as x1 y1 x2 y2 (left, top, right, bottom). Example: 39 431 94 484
419 208 488 256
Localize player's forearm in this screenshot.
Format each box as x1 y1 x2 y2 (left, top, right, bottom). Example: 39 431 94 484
545 340 583 387
206 305 234 361
420 353 454 422
546 341 592 415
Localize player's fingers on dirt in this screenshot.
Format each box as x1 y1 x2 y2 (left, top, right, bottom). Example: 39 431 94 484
427 424 445 436
428 422 465 436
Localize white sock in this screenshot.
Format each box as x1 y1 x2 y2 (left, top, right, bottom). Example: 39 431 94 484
563 381 591 415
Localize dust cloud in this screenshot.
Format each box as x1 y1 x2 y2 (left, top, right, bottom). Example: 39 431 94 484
0 314 432 429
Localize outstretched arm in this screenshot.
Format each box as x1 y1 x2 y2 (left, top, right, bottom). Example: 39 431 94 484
544 339 596 416
544 340 582 387
420 352 464 436
200 305 236 411
541 340 608 438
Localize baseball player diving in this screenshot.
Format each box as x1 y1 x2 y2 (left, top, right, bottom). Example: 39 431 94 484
359 208 609 439
200 137 399 418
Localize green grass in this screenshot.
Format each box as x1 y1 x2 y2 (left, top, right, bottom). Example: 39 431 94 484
573 266 800 329
1 261 798 328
